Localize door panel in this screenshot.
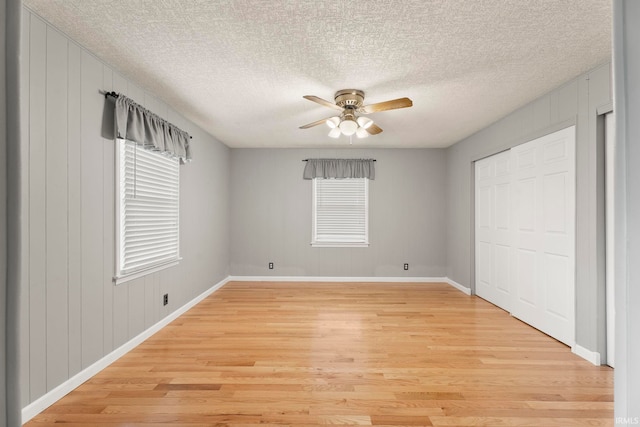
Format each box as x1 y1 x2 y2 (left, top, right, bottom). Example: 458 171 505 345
494 243 510 294
544 253 570 319
474 151 511 310
495 184 510 230
516 248 537 307
516 178 536 232
477 186 493 229
474 126 575 347
477 241 492 294
511 126 575 346
543 172 568 233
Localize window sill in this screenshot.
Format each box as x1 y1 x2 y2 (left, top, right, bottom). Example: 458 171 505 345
114 259 181 285
311 242 370 248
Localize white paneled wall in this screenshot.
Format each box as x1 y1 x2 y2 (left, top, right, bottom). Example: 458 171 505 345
19 9 230 407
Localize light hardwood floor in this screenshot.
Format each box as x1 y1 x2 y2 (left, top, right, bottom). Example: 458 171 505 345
26 281 614 426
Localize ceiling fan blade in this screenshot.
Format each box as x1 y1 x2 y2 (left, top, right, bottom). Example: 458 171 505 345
360 97 413 114
299 117 334 129
366 123 383 135
303 95 343 111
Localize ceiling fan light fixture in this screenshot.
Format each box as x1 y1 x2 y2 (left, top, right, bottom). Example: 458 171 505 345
301 89 411 139
328 127 342 138
357 116 373 129
326 116 340 128
339 118 358 136
356 127 369 138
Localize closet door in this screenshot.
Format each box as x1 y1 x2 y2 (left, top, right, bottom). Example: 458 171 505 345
511 126 576 346
475 150 512 310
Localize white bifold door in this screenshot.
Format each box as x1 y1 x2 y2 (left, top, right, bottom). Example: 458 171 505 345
475 150 513 311
475 126 576 346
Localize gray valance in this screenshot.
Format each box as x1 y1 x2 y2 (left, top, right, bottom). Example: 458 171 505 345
114 94 192 163
303 158 375 180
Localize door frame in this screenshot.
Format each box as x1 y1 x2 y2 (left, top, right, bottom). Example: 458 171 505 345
599 102 615 367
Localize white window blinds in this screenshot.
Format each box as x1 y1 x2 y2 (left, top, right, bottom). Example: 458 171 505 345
312 178 369 247
117 139 180 280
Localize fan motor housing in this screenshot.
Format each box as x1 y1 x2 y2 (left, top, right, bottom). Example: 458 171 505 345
335 89 365 109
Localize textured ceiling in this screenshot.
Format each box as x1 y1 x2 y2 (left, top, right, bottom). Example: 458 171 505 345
23 0 611 148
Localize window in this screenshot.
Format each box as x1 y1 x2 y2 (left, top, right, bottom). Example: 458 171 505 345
312 177 369 247
115 139 180 283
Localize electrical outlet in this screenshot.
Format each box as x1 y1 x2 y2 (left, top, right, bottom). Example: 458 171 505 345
163 293 168 306
268 262 274 270
404 263 409 271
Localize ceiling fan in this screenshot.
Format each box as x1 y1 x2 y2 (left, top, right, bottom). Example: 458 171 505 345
299 89 413 138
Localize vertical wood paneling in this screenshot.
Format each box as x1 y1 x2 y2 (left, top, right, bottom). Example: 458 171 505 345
531 96 551 130
111 73 129 349
28 14 48 401
158 274 168 319
3 9 12 411
67 41 82 377
144 274 156 328
19 9 31 407
153 273 161 323
21 9 231 409
128 278 146 338
159 268 176 316
127 83 144 107
554 80 579 122
102 66 114 354
141 94 166 118
45 26 69 391
80 51 104 368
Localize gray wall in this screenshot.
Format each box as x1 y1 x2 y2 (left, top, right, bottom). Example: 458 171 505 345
18 8 230 408
5 0 21 424
445 63 611 357
1 0 7 423
613 0 640 417
230 148 447 278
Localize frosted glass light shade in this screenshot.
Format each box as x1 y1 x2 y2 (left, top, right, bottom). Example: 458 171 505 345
326 116 340 128
356 127 369 138
339 119 358 136
328 127 342 138
357 116 373 129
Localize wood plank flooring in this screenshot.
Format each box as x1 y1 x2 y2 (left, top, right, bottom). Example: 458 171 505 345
25 282 614 426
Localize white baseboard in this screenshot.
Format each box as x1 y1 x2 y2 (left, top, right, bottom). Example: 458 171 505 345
444 277 472 295
21 276 231 424
572 344 602 366
228 275 449 283
228 275 472 295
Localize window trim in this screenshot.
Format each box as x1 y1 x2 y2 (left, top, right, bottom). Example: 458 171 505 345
311 177 370 248
114 138 181 284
